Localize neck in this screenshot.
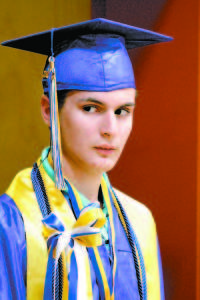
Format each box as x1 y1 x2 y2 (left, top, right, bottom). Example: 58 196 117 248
61 156 103 203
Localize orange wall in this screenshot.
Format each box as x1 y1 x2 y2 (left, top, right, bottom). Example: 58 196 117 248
198 0 200 296
98 0 198 299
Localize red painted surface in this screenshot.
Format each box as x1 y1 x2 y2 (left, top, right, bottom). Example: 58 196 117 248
93 0 198 299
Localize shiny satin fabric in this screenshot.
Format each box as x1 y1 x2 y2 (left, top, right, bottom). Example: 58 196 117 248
115 189 165 300
0 194 26 299
2 18 172 94
0 165 164 299
43 35 135 93
0 194 141 300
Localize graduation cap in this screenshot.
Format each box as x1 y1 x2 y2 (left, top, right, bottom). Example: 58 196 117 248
1 18 172 189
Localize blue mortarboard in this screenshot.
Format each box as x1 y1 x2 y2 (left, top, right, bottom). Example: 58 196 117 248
1 18 172 189
2 18 172 91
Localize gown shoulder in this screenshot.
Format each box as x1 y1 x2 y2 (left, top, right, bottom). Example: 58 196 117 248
0 193 26 300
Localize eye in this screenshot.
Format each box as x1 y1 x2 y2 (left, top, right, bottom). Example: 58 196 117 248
115 108 130 116
82 105 98 113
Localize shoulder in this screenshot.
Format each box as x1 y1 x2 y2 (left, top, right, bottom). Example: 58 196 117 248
113 187 158 256
7 168 32 191
113 188 159 283
112 193 163 299
0 195 26 300
0 193 25 242
0 167 32 231
0 193 23 221
113 187 155 228
0 170 29 250
6 168 33 199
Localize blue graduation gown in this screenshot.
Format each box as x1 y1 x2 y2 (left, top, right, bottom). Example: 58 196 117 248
0 192 141 299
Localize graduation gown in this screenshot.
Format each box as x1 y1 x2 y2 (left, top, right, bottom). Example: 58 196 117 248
0 164 164 300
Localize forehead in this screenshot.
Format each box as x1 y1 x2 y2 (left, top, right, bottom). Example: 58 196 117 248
66 88 136 106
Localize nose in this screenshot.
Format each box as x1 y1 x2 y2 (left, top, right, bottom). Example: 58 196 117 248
100 110 117 138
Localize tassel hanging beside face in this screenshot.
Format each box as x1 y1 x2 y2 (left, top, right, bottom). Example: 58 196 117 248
48 56 65 190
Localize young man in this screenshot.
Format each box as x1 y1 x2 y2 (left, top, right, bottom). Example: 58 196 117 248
0 19 172 300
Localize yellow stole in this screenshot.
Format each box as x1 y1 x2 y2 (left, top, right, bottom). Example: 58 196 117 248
6 164 162 300
6 164 74 299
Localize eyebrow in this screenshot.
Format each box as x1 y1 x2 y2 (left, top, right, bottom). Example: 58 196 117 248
78 98 135 107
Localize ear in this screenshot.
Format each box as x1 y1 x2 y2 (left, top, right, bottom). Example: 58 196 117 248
41 94 51 127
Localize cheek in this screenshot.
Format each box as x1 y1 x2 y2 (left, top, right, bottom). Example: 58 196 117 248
120 120 133 143
60 115 94 150
60 112 81 138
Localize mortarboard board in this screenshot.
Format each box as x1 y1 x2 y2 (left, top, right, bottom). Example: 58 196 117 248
2 18 172 91
1 18 173 189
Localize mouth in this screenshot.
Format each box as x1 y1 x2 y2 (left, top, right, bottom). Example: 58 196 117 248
94 145 117 155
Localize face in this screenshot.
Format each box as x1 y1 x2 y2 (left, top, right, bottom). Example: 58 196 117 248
59 88 136 175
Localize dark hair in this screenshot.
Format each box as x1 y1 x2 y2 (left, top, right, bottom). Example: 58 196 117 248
44 90 72 111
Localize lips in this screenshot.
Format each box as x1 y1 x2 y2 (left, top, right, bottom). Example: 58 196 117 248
94 145 116 150
94 145 117 156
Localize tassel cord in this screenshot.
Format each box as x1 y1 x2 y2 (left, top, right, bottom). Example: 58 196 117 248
48 56 65 190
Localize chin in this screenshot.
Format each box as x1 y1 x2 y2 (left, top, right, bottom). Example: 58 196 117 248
91 157 119 173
